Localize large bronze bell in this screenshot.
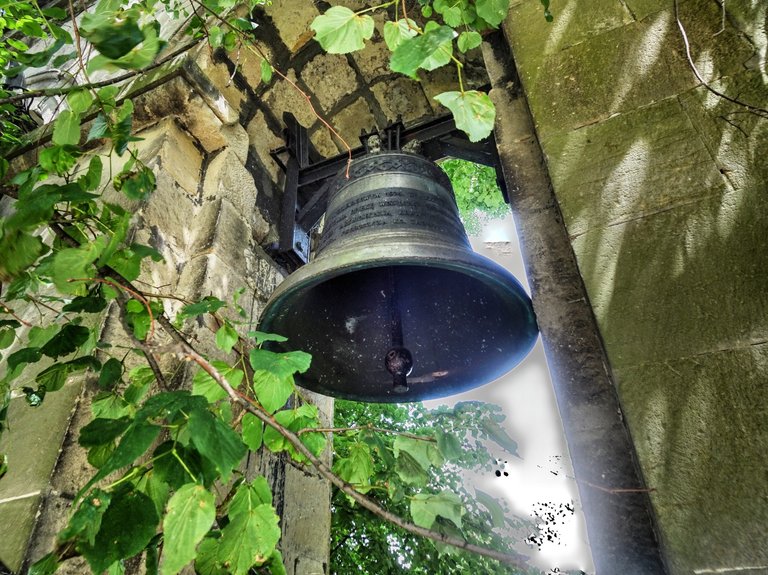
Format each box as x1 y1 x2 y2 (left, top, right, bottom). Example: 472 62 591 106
258 152 538 402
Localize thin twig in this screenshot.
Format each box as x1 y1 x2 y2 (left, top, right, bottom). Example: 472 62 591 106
0 303 33 327
674 0 768 118
182 347 531 569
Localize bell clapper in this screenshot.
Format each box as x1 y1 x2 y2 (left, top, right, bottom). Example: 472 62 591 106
385 267 413 393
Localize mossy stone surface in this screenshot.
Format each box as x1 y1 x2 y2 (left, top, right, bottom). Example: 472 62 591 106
542 97 725 237
615 343 768 573
0 381 83 571
571 185 768 371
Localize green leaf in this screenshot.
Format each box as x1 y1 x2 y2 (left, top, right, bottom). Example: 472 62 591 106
228 477 272 517
217 504 281 575
80 9 143 59
195 535 227 575
246 331 287 346
78 155 103 191
38 145 78 175
59 488 112 545
458 30 482 53
260 59 272 84
215 322 239 354
87 113 109 142
433 90 496 143
62 294 108 313
79 416 132 448
107 242 162 281
390 25 454 78
87 442 115 468
79 420 160 497
188 407 247 481
51 240 106 294
437 431 462 460
394 450 429 485
251 369 294 414
29 552 59 575
310 6 374 54
249 349 309 413
262 408 325 461
98 357 123 389
474 488 505 528
80 488 159 574
7 347 42 372
0 328 15 349
394 435 443 470
481 419 519 457
40 323 90 359
67 90 94 114
136 470 172 517
116 165 156 200
249 349 311 379
35 364 68 392
241 412 263 451
91 391 132 419
475 0 510 27
178 297 226 319
0 229 46 281
540 0 554 22
52 110 81 146
333 441 373 491
161 484 216 575
410 490 464 529
192 361 243 403
382 19 418 52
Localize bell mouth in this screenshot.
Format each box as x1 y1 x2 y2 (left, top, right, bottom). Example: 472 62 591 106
258 249 538 403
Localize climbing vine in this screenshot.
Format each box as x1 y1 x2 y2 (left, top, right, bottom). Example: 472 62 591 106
0 0 555 573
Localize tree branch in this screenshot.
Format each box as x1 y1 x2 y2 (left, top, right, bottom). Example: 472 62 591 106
0 40 202 107
181 347 531 569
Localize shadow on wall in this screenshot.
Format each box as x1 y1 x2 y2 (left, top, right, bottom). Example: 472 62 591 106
507 0 768 572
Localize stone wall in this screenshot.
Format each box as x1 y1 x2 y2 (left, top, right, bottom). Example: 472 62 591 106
504 1 768 573
0 1 490 572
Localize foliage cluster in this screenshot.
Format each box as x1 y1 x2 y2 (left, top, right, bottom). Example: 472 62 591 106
440 158 509 236
331 399 538 575
0 0 551 573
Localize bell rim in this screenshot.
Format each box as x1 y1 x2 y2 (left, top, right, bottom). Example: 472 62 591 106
259 242 537 334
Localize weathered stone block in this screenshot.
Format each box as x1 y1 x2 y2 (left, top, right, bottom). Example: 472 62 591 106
137 118 203 196
572 185 768 370
542 97 726 237
328 97 376 148
505 0 633 71
371 77 431 124
301 53 359 113
309 126 341 158
615 343 768 574
524 17 693 137
203 149 267 236
246 110 285 186
194 47 247 112
264 69 318 128
264 0 319 53
0 380 83 572
678 70 768 191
